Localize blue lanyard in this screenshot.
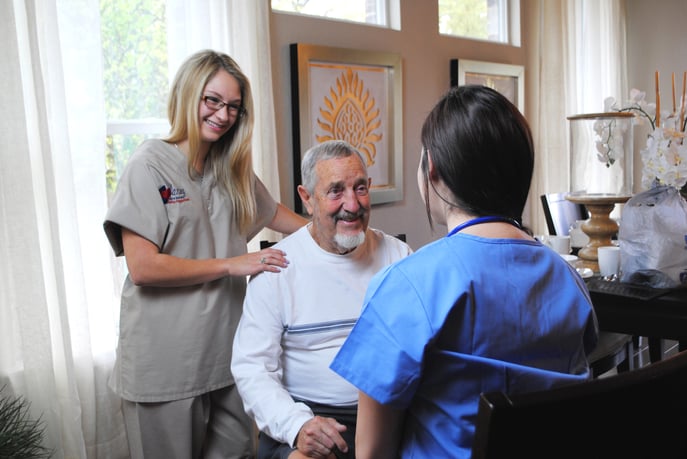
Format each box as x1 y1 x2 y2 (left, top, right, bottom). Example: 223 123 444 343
447 216 521 238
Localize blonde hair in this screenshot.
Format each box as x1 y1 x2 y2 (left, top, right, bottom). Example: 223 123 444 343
165 50 257 234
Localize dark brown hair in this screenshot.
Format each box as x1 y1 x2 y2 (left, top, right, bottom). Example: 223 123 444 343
419 85 534 229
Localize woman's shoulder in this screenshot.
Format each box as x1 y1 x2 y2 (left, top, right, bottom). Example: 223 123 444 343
125 139 174 162
369 237 443 281
121 140 186 177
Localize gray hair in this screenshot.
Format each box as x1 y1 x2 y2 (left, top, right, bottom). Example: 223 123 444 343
300 140 367 193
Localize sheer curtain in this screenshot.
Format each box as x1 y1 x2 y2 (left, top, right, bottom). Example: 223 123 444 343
525 0 627 235
0 0 280 457
167 0 283 246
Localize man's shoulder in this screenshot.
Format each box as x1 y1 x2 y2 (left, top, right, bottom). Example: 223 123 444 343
271 225 308 250
366 228 413 256
371 227 409 243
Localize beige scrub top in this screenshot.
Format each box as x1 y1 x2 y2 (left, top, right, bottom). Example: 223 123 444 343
104 139 277 402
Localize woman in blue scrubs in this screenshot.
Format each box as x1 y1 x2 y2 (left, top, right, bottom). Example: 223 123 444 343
330 85 598 459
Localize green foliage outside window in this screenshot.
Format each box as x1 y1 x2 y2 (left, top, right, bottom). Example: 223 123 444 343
439 0 489 40
100 0 168 195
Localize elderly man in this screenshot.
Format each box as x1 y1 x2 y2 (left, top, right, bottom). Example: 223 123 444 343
231 139 412 459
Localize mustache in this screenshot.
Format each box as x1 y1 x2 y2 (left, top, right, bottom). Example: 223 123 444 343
335 209 367 222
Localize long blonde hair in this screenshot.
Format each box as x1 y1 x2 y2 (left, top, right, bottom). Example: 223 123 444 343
165 50 257 234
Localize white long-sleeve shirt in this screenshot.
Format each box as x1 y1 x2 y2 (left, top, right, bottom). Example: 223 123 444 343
231 225 411 446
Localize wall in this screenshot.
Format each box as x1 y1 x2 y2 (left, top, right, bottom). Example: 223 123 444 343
269 1 527 249
626 0 687 191
626 0 687 100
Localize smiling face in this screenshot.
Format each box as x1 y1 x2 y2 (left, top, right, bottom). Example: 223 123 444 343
198 69 243 145
298 154 372 254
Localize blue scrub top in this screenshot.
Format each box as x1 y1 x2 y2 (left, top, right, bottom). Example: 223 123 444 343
331 233 598 458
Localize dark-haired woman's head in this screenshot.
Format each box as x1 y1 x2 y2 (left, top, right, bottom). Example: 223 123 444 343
418 85 534 229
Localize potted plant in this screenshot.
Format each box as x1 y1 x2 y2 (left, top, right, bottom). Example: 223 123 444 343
0 386 52 458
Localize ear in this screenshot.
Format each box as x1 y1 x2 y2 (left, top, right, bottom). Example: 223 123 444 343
426 149 439 181
297 185 315 216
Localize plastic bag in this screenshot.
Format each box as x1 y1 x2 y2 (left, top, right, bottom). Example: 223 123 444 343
618 185 687 288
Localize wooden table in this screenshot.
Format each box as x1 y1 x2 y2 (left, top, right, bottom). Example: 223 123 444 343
586 279 687 363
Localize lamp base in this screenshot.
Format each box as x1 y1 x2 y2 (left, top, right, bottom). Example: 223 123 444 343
565 194 631 273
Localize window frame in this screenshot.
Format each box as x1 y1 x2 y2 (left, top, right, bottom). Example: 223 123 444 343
270 0 400 30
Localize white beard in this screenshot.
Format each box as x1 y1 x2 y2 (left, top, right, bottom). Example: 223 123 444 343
334 231 366 251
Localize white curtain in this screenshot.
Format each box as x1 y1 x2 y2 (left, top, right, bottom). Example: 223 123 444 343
166 0 282 246
525 0 627 235
0 0 279 457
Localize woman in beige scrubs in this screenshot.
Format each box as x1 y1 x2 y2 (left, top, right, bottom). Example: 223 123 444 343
104 50 307 458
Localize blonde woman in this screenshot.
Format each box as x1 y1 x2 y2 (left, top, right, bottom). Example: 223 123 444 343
104 50 307 458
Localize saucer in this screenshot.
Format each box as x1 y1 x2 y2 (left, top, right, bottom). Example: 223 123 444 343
576 267 593 279
560 254 578 265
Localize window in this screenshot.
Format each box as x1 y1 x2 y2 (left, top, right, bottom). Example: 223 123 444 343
439 0 520 46
100 0 171 299
271 0 400 30
100 0 170 201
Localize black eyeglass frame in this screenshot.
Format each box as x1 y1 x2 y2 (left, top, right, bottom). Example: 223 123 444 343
201 95 247 118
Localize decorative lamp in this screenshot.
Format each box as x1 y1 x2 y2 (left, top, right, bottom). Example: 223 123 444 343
566 112 634 272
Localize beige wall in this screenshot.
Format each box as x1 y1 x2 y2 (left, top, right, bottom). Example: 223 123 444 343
269 2 527 249
626 0 687 191
627 0 687 99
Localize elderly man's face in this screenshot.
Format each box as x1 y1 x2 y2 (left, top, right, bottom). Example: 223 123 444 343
298 155 372 254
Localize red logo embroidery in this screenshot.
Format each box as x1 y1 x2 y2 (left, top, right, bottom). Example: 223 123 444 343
159 186 172 204
159 185 189 204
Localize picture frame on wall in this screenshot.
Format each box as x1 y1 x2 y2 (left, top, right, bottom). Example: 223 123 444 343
290 43 403 214
450 59 525 113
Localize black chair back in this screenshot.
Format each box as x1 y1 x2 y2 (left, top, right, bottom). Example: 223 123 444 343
471 350 687 458
259 240 277 249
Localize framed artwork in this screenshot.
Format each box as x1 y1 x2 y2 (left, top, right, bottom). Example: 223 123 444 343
290 43 403 213
450 59 525 113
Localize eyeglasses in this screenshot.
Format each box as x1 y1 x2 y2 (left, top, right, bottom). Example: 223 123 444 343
202 95 247 118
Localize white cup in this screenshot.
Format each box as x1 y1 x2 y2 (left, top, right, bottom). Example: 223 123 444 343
548 235 571 255
597 245 621 277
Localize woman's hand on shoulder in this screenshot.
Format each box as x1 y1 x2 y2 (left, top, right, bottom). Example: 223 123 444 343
121 227 289 286
225 248 290 277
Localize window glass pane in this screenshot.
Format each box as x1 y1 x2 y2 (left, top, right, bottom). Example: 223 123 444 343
100 0 169 195
271 0 388 27
106 130 168 201
100 0 168 120
439 0 515 44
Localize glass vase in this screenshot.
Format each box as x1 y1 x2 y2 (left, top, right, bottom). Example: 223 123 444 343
568 112 634 196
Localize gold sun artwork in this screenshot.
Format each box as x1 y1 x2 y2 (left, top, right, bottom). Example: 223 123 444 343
315 67 382 166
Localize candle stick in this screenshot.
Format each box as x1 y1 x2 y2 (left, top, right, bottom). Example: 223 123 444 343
680 72 686 131
656 71 661 127
672 72 676 114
